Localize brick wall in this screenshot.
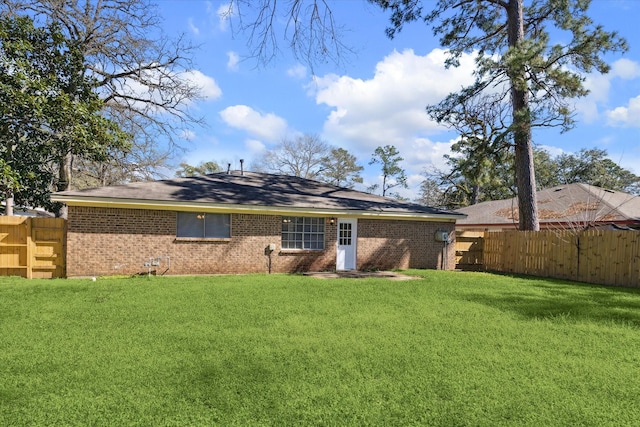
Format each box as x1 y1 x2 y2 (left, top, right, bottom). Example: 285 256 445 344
357 219 455 270
66 206 456 277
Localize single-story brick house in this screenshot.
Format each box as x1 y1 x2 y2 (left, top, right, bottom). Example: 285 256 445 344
52 171 466 277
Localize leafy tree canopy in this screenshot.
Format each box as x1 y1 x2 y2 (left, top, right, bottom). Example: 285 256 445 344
0 15 129 214
319 147 363 189
175 161 222 178
368 145 408 198
420 147 640 209
2 0 204 189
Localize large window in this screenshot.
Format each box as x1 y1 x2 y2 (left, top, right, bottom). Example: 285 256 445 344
177 212 230 239
281 216 325 250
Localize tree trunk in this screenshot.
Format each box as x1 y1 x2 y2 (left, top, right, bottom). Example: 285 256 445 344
507 0 539 231
382 173 388 197
5 191 14 216
55 153 72 219
471 184 480 205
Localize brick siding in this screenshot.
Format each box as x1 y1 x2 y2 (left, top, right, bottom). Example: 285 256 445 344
66 206 456 277
357 219 455 270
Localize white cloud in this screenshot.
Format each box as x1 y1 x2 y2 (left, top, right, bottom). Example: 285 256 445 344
188 18 200 36
181 70 222 100
576 72 615 123
227 51 240 72
537 144 565 157
180 129 196 141
216 2 234 31
611 58 640 79
406 137 456 172
576 58 640 123
312 48 475 171
245 139 267 154
600 59 640 128
287 63 307 80
606 95 640 127
219 105 288 142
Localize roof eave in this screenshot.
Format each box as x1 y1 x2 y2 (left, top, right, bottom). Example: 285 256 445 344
51 195 465 222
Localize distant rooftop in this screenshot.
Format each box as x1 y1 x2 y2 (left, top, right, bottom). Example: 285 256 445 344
456 183 640 227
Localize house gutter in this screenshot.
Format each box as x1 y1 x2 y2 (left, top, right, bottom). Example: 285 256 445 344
51 195 467 222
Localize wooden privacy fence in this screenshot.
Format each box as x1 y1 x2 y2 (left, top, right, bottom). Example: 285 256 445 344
484 230 640 287
455 231 484 271
0 216 66 279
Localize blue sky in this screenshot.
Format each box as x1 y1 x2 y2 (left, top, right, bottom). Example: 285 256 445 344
155 0 640 199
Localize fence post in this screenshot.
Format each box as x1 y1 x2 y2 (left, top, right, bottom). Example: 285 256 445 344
25 218 33 279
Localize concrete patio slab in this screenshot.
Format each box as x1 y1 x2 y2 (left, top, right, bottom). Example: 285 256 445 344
303 271 419 281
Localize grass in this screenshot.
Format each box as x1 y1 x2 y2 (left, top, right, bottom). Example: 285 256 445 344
1 271 640 426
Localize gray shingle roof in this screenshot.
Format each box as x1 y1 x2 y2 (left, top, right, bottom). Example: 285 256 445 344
53 171 464 219
456 183 640 226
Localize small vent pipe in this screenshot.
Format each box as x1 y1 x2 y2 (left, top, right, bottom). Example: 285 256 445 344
240 159 244 175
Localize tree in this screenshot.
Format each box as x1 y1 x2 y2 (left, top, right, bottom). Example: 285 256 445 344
426 146 554 209
73 140 171 188
415 177 445 208
372 0 627 230
530 148 558 190
426 92 515 207
424 146 640 209
554 149 639 194
254 134 330 179
2 0 204 191
0 160 20 215
175 161 222 178
0 16 129 215
368 145 407 198
255 136 363 186
319 147 363 188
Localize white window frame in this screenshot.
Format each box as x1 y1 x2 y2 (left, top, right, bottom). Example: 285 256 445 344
281 216 325 250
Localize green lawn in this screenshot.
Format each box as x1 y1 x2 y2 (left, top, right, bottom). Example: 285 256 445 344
1 271 640 426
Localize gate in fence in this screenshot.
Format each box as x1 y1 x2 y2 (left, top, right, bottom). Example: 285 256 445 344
0 216 66 279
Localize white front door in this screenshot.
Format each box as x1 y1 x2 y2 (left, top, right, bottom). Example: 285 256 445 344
336 219 357 270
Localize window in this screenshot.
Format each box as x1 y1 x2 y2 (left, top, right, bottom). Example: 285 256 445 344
339 222 352 246
281 216 325 250
176 212 230 239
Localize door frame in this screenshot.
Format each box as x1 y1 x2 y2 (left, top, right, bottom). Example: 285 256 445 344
336 218 357 270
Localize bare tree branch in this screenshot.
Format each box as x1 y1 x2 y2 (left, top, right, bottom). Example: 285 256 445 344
2 0 206 187
229 0 353 71
253 134 330 179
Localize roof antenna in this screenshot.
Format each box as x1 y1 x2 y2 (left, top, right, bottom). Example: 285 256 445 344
240 159 244 175
227 163 231 174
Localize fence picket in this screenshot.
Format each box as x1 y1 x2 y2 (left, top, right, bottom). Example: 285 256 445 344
460 229 640 288
0 217 65 279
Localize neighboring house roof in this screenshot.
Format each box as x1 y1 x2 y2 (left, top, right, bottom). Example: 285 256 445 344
52 171 465 221
1 202 55 217
456 183 640 228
